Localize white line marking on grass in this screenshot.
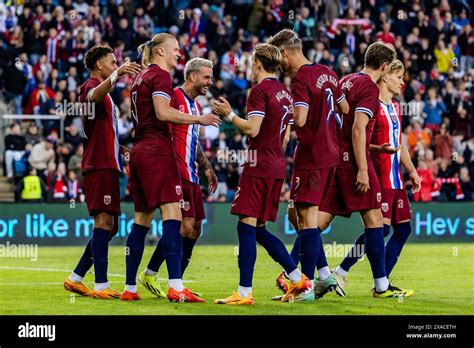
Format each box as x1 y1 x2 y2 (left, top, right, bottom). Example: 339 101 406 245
0 281 123 286
0 266 194 283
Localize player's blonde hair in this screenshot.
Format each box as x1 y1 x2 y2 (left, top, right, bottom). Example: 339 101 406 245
138 33 176 68
184 58 214 80
388 59 404 74
253 43 282 73
266 29 302 51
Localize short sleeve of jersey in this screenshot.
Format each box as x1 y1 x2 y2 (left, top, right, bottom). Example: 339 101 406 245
291 72 310 109
354 82 379 119
336 81 345 105
246 84 266 118
84 78 100 103
151 69 174 101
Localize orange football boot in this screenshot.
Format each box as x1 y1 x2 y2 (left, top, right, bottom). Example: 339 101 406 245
64 278 92 296
167 288 205 303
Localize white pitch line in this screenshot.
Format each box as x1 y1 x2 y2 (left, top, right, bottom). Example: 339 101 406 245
0 281 122 286
0 266 193 283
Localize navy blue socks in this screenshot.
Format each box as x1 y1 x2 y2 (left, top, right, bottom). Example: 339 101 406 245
73 239 93 277
364 227 387 279
181 237 197 276
256 225 297 275
91 228 110 283
161 219 183 279
237 222 257 287
385 222 411 277
299 228 322 280
125 223 149 285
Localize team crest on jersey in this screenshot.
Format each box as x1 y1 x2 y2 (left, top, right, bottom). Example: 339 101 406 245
176 185 182 195
104 195 111 205
376 192 382 202
179 199 190 211
382 203 389 212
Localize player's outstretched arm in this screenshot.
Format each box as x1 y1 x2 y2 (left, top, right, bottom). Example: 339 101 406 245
89 58 141 103
153 96 220 127
213 97 263 138
196 144 218 193
400 143 421 193
353 112 370 194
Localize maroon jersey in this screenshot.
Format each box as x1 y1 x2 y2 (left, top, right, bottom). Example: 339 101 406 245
79 78 122 173
243 77 293 179
291 63 344 170
338 72 380 171
130 64 175 154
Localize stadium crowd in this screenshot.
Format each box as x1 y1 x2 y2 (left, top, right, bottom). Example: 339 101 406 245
1 0 473 203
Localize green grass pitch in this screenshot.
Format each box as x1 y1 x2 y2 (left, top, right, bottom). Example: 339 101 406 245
1 243 473 315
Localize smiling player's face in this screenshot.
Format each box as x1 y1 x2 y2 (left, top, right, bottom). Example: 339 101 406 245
191 66 213 96
161 38 181 70
98 53 119 79
385 70 404 96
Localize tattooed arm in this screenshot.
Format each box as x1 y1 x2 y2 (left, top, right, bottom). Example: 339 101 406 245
197 143 218 193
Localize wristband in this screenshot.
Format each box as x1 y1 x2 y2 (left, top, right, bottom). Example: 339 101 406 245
227 111 236 122
110 70 118 85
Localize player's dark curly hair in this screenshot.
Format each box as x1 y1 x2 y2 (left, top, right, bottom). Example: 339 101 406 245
83 45 113 71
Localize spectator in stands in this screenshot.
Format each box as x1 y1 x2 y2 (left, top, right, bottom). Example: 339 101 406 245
15 167 47 202
414 161 434 202
220 42 242 87
67 143 82 182
67 169 83 201
434 38 455 73
28 136 55 180
64 124 82 152
25 80 56 115
2 58 27 114
407 120 431 156
460 166 473 201
50 161 68 202
424 149 439 177
434 123 454 160
24 122 41 147
423 87 447 133
4 123 26 180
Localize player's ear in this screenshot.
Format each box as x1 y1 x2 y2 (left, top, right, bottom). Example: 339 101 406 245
156 46 165 57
